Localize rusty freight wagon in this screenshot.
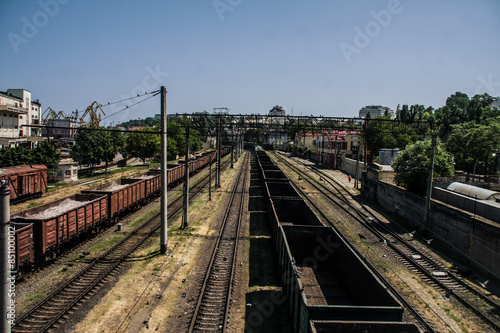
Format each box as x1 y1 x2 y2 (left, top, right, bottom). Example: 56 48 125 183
10 222 34 272
11 193 107 262
81 178 143 222
277 225 404 333
127 172 161 200
0 165 47 201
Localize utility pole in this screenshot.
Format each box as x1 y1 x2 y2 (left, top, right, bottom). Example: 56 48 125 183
209 153 213 201
334 135 338 169
216 117 222 188
1 179 12 333
182 126 190 229
424 134 437 237
215 116 220 188
355 139 361 189
230 125 234 169
160 86 168 254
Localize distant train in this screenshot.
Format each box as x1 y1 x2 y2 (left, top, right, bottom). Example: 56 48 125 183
10 149 229 274
0 165 47 202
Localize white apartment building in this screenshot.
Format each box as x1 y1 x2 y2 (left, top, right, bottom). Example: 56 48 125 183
491 97 500 110
0 89 43 148
358 105 394 119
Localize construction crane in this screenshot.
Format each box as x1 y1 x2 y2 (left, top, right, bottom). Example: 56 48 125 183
42 107 67 124
80 101 105 127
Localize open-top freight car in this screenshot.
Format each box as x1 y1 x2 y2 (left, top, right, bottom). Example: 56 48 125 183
256 151 412 332
0 165 47 201
309 320 419 333
81 179 143 223
127 172 162 200
277 225 404 333
10 222 35 272
11 193 108 262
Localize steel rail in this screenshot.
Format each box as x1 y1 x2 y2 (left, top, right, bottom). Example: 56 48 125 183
188 152 249 332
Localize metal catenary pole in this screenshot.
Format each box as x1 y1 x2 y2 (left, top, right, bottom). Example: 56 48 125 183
217 116 222 188
215 116 220 189
160 86 168 254
183 126 190 229
423 133 437 237
230 125 234 169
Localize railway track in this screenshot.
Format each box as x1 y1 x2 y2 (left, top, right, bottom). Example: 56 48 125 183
273 152 500 332
188 152 249 332
12 159 231 333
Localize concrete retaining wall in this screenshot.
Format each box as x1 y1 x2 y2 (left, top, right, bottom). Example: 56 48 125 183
432 187 500 223
363 176 500 279
340 157 363 177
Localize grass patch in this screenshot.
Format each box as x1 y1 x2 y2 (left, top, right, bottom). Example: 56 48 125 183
25 293 46 302
92 235 123 253
27 201 42 208
130 206 160 228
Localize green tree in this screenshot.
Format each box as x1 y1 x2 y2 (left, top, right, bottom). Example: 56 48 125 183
166 118 203 158
392 139 454 194
71 127 118 170
0 142 60 173
123 128 161 164
364 116 419 158
446 120 500 174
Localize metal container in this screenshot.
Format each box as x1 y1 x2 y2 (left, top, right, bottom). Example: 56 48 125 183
309 320 419 333
10 222 34 271
82 179 142 220
265 181 301 199
262 169 289 182
277 225 403 333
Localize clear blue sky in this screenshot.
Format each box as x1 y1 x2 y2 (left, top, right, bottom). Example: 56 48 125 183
1 0 499 126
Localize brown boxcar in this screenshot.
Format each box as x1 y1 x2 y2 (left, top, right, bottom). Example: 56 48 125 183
126 173 162 201
0 165 47 201
81 178 143 221
147 171 161 194
10 222 34 271
11 193 107 261
168 164 184 187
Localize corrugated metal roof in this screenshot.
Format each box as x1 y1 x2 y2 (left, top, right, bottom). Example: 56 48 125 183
447 182 500 201
0 165 47 176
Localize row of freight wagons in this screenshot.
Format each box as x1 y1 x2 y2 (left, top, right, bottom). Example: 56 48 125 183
255 151 419 333
10 149 227 271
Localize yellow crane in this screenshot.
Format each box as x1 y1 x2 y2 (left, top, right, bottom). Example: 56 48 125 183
42 107 67 124
80 101 105 127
